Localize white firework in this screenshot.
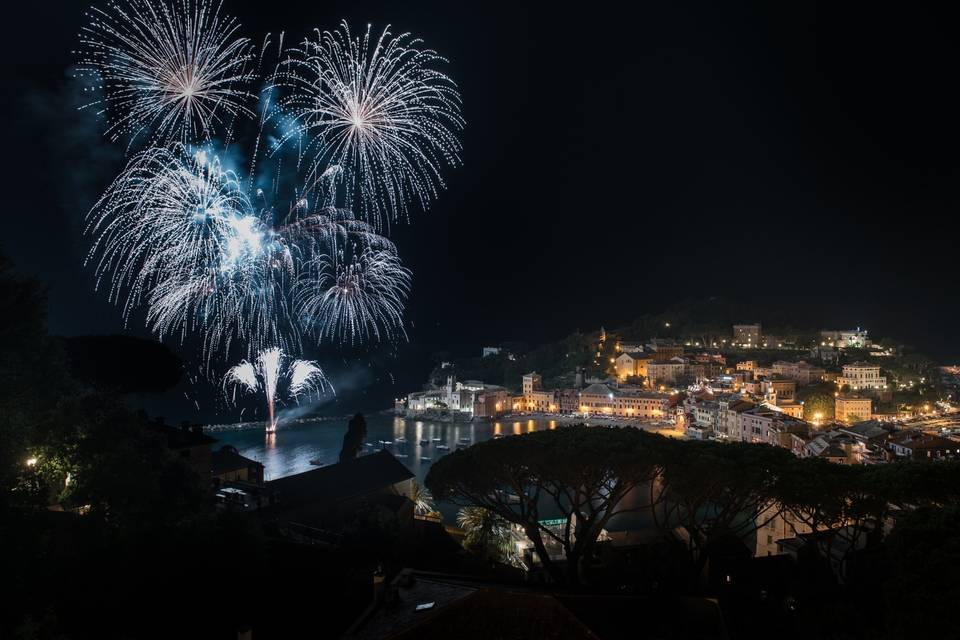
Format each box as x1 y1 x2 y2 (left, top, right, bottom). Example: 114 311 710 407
85 144 297 361
224 347 331 432
296 247 411 345
275 21 464 228
76 0 258 146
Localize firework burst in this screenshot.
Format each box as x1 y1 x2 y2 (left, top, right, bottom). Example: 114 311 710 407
76 0 258 147
296 246 411 345
85 144 297 361
223 347 331 432
275 21 463 228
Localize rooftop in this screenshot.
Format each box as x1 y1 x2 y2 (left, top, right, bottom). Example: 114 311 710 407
212 445 263 475
266 450 413 510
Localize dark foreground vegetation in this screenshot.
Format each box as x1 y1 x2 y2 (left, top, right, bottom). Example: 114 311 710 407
4 258 959 639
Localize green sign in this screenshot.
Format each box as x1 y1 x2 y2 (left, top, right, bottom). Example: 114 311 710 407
539 518 568 527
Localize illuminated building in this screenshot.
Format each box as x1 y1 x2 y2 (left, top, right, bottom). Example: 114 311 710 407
646 358 686 386
837 362 887 391
577 383 671 419
820 328 869 349
835 396 872 424
732 323 761 347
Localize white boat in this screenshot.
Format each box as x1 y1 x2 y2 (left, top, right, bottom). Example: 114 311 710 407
394 453 408 459
420 456 432 462
436 445 451 451
431 437 442 442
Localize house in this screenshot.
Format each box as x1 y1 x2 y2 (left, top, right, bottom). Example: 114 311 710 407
646 358 686 386
147 420 217 480
346 569 728 640
262 451 415 529
771 360 826 385
838 420 892 445
888 432 960 460
722 399 757 441
614 351 651 380
212 444 264 486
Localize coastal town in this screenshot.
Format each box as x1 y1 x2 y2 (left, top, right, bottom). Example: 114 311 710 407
398 323 960 466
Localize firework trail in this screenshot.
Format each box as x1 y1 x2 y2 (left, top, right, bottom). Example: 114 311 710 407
274 21 464 228
223 347 331 432
76 0 258 147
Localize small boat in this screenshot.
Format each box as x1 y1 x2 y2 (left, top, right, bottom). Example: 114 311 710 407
309 459 325 466
419 440 429 446
363 442 374 448
493 434 504 439
420 456 432 462
431 437 442 442
379 440 393 445
458 438 471 444
394 453 408 459
436 445 451 451
395 437 407 443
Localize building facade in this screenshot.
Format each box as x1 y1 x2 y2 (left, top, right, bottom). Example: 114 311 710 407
837 362 887 391
835 396 872 424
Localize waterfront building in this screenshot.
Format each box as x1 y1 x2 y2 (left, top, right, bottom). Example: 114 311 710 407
837 362 887 391
473 388 511 418
261 450 415 530
212 445 264 486
577 383 671 419
557 388 580 414
522 372 543 395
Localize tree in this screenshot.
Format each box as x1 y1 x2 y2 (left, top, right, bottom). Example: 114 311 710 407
653 440 794 584
409 480 435 516
882 505 960 639
427 425 664 585
338 414 367 462
456 506 516 565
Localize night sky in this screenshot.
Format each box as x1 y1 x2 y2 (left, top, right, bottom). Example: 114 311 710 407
2 1 959 416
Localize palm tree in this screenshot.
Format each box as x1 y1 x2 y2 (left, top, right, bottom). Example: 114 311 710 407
456 506 518 565
410 480 434 516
